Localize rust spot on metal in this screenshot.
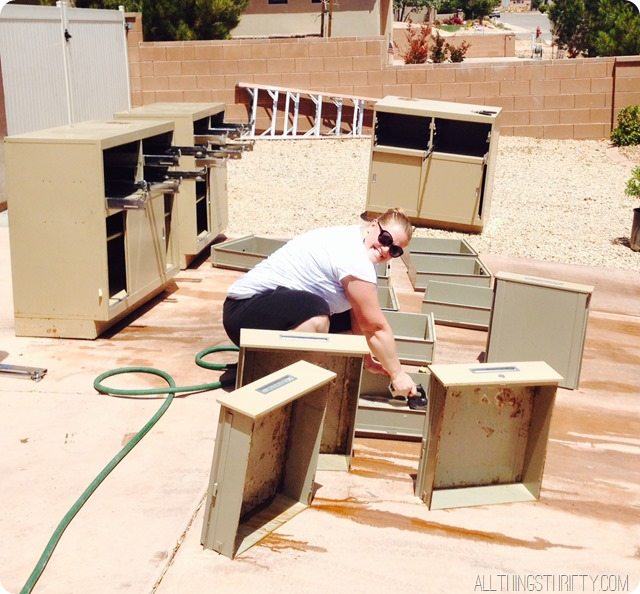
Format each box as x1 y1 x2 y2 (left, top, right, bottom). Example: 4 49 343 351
479 423 495 437
494 387 524 418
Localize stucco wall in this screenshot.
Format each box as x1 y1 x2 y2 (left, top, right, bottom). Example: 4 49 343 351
233 0 384 39
125 13 640 140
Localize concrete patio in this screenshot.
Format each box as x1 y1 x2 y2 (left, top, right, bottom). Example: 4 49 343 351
0 207 639 594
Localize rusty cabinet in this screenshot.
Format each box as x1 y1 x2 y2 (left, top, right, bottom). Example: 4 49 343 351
236 329 369 471
201 360 336 558
415 361 561 510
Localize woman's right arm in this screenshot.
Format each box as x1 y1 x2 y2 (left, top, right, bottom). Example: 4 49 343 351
342 276 417 396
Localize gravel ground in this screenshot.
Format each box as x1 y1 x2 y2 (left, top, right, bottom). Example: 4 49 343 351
226 136 640 273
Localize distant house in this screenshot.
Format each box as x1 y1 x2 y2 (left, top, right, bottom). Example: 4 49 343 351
231 0 393 39
502 0 532 12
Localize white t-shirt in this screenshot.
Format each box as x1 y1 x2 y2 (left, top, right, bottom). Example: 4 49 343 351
227 225 376 314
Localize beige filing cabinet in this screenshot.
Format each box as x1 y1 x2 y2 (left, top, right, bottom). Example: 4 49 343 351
5 119 180 339
115 102 231 269
365 96 501 233
415 361 562 510
236 329 369 471
201 360 336 559
486 272 593 390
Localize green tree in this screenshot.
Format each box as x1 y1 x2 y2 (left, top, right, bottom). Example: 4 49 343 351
593 0 640 56
37 0 248 40
548 0 640 57
548 0 592 56
462 0 500 21
393 0 441 22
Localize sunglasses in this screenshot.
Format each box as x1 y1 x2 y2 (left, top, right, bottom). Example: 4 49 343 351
376 221 404 258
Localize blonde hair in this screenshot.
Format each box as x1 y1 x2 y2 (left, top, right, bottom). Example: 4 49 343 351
378 208 413 241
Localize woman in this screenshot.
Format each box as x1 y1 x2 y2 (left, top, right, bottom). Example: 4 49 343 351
222 208 417 396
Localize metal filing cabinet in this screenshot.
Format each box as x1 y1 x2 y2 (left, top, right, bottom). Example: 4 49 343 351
415 361 561 510
201 360 336 559
365 96 501 232
486 272 594 390
236 329 370 471
115 102 252 268
5 119 181 339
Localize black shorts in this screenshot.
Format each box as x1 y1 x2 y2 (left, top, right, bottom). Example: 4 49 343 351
222 286 351 346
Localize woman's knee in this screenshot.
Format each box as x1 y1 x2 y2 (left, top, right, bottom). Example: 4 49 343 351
293 314 330 334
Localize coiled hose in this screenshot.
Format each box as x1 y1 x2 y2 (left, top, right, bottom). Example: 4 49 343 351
19 344 239 594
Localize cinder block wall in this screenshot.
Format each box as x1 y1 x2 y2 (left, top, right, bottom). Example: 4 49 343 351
125 13 640 140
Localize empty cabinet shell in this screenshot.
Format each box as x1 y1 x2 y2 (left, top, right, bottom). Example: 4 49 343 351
236 329 369 471
201 360 336 559
415 361 562 510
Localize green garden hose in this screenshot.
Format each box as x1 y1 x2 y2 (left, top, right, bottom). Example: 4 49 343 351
19 344 239 594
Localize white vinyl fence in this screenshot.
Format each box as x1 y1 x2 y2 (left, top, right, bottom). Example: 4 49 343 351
0 2 130 135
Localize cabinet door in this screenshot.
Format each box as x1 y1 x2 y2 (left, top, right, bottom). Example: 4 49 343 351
209 161 228 236
126 196 167 296
419 153 485 226
367 147 427 217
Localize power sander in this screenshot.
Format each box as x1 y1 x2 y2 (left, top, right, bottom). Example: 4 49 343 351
389 382 428 411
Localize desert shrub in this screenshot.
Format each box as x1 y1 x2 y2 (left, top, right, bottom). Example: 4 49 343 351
611 105 640 146
401 19 432 64
430 33 447 63
444 15 464 25
446 39 471 62
626 166 640 199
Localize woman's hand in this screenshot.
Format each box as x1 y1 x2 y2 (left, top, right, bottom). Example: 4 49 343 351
389 370 418 397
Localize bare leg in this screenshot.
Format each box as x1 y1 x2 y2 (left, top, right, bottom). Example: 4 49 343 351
292 314 330 333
